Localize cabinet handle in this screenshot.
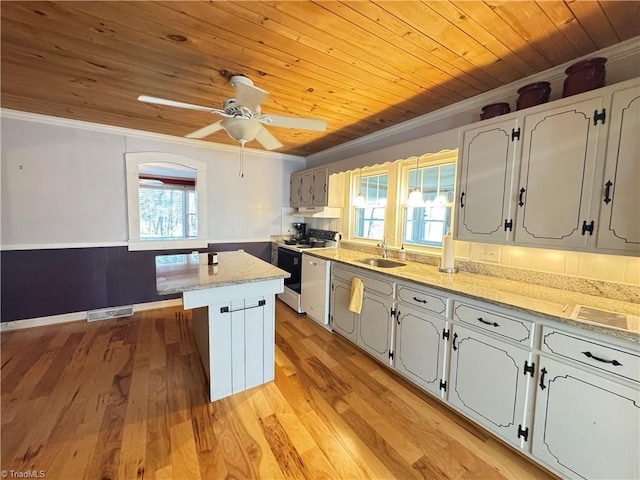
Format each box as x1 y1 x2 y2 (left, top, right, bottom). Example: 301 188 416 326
518 187 525 207
452 332 458 351
413 296 428 304
220 299 266 314
460 192 465 208
477 317 499 327
603 180 612 204
539 367 547 390
582 351 623 366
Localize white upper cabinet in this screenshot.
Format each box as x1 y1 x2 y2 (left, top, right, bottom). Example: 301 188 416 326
299 170 314 206
290 172 303 207
455 78 640 256
456 117 521 243
515 95 605 248
596 82 640 254
289 166 330 207
312 167 328 206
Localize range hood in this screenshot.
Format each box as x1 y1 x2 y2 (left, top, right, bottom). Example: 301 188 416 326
293 206 342 218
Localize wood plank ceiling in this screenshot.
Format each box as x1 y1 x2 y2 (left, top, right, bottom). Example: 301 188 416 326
1 1 639 156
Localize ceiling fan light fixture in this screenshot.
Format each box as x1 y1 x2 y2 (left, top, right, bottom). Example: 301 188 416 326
221 118 261 143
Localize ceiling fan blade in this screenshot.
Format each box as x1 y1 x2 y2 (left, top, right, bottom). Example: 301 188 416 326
260 114 327 132
138 95 224 114
185 120 224 139
255 125 283 151
231 77 269 112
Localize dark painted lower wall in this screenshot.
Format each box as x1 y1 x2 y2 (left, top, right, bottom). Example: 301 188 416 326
1 242 271 322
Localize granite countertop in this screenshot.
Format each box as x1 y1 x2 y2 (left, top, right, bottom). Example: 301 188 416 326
306 248 640 344
156 251 290 295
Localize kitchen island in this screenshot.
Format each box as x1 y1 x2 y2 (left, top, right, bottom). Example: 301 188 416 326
156 250 290 401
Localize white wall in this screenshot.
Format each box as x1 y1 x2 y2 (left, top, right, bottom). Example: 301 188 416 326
1 114 305 249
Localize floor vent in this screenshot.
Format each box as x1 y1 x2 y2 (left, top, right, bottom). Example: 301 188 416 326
87 306 134 322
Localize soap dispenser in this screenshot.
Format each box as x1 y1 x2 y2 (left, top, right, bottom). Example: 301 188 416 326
398 244 407 261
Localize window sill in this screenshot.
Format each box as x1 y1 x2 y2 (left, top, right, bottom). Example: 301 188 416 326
127 238 208 252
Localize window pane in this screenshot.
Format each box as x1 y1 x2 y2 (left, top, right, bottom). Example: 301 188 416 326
139 186 191 239
354 173 387 239
403 162 455 247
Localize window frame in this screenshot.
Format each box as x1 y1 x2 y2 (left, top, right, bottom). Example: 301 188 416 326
125 152 208 251
398 152 457 252
349 165 393 244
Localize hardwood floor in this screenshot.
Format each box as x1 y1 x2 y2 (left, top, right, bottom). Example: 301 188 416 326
1 301 557 479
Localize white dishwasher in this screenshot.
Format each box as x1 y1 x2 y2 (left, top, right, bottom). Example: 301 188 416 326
301 253 331 329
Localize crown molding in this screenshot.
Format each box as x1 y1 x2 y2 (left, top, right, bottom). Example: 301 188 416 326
307 36 640 166
0 108 305 163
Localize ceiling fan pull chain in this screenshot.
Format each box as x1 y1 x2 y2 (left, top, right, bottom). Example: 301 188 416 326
239 141 245 178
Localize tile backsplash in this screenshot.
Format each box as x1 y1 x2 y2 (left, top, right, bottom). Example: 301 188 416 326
466 242 639 286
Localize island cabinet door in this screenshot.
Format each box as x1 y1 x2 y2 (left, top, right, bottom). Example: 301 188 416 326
448 324 534 450
330 279 358 344
455 117 520 244
394 304 448 398
207 296 275 401
532 356 640 480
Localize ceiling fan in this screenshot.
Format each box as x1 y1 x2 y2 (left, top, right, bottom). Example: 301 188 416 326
138 75 327 150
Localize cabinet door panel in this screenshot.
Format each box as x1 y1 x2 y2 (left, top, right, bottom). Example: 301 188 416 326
290 173 302 207
357 293 393 364
448 325 532 448
533 356 640 480
299 171 313 206
312 167 328 206
330 280 358 343
395 304 448 397
516 97 604 247
456 118 519 243
597 84 640 253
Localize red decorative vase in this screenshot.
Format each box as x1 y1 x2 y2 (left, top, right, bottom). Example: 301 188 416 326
517 81 551 110
480 102 510 120
563 57 607 97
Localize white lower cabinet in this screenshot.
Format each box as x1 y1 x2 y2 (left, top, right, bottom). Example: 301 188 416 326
532 355 640 480
357 292 394 364
329 278 358 343
448 324 535 449
394 304 449 398
327 261 640 480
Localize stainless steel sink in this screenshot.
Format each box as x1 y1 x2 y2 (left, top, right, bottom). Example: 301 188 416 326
358 257 406 268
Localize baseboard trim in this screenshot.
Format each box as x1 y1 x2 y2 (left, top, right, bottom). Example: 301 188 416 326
0 299 183 332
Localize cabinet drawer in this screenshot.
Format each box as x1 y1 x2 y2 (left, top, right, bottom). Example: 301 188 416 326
396 282 448 316
332 265 393 296
541 326 639 383
453 302 534 346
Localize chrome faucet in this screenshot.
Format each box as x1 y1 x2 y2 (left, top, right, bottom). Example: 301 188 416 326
377 237 388 258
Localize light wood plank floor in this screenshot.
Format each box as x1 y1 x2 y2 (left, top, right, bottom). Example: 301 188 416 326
1 301 557 479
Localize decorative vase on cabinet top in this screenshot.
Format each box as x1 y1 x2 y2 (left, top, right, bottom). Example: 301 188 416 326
517 82 551 110
562 57 607 97
480 102 510 120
